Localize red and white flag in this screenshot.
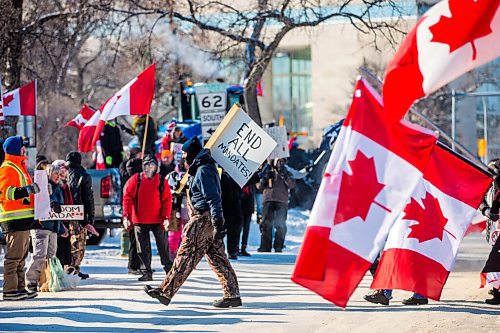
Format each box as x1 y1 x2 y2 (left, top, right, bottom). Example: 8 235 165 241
91 64 155 148
78 110 101 152
2 81 37 116
65 105 95 130
0 77 4 125
383 0 500 120
291 77 437 307
95 140 106 170
372 144 492 300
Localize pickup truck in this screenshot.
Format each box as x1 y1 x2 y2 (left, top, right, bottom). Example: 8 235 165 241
87 168 122 245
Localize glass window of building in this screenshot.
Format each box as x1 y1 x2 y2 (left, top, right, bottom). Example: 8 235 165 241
271 48 312 133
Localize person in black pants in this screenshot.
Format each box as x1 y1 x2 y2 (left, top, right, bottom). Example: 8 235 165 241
221 171 243 260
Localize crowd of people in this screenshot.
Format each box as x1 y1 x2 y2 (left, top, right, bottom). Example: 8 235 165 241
0 116 498 307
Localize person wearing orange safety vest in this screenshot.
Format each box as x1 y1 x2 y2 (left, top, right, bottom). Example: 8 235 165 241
0 136 40 301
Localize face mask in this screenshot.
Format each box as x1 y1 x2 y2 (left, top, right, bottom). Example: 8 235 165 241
143 163 158 179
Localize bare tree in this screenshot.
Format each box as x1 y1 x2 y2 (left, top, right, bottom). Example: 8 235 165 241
93 0 406 125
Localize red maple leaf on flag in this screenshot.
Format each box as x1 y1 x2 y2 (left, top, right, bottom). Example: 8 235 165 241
404 192 450 243
3 94 14 107
429 0 496 60
333 150 386 225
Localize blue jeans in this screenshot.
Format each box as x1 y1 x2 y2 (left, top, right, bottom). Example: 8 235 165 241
383 290 426 299
255 193 263 216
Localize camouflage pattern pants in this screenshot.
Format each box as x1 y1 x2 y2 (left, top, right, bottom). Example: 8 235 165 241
159 212 240 300
69 222 87 273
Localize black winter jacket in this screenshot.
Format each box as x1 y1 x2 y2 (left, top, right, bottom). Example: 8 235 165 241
67 164 95 225
188 149 223 224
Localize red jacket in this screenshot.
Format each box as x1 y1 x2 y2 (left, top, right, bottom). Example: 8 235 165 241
123 172 172 224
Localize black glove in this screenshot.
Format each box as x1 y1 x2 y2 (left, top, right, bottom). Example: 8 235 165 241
212 219 226 240
490 213 499 222
51 202 62 214
25 183 40 195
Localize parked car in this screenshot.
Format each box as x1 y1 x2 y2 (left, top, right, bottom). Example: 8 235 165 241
87 168 122 245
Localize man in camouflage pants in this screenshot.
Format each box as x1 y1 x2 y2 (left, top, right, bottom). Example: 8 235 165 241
145 136 241 308
69 222 87 277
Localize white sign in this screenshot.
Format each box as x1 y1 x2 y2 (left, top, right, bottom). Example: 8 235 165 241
265 126 290 160
40 205 85 221
206 104 277 187
196 83 228 139
171 142 184 165
34 170 50 220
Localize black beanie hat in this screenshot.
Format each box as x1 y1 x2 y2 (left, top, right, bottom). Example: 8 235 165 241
66 151 82 167
182 136 202 164
142 154 158 167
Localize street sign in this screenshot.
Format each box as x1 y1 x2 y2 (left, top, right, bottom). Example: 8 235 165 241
195 83 228 140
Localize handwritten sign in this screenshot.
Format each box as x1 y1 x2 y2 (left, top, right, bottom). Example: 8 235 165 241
265 126 290 160
171 142 183 165
40 205 85 221
206 104 277 187
34 170 50 220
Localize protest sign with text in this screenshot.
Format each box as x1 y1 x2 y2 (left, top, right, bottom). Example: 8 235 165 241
265 126 290 160
40 205 85 221
206 104 277 187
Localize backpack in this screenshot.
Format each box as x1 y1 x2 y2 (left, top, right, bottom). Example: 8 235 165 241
134 173 165 214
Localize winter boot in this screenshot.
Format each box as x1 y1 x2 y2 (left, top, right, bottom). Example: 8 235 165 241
144 285 170 306
138 271 153 281
363 290 391 305
2 291 29 301
485 288 500 305
238 246 251 257
402 296 428 305
213 296 242 308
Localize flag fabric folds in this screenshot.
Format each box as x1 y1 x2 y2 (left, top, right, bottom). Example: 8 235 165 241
2 81 37 116
291 77 437 307
91 64 155 148
383 0 500 120
372 144 492 300
65 105 95 130
78 110 101 152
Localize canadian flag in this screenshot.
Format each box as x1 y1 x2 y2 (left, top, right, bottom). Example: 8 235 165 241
95 140 106 170
78 110 101 152
65 105 95 130
2 81 37 116
291 77 437 307
91 64 155 148
372 144 492 300
0 77 4 125
383 0 500 120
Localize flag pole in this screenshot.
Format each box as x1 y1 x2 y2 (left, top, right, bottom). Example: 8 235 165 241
141 114 150 157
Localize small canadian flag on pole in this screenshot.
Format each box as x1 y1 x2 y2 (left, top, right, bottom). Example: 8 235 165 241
2 80 37 116
383 0 500 121
0 77 4 125
65 105 95 130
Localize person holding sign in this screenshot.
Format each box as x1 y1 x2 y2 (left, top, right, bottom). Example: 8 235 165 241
26 164 69 293
144 136 242 308
256 158 295 253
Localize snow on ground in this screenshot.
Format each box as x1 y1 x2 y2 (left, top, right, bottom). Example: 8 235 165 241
1 209 499 332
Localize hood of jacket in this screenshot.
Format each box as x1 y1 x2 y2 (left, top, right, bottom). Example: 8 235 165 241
188 149 215 176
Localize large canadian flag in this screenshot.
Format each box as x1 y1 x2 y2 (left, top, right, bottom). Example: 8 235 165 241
372 144 492 300
2 81 37 116
383 0 500 120
291 77 437 307
91 64 155 148
65 105 95 130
